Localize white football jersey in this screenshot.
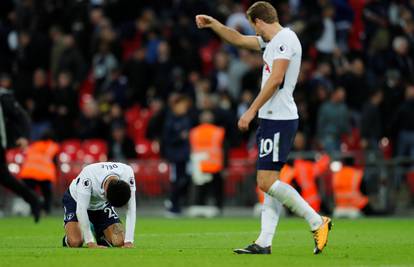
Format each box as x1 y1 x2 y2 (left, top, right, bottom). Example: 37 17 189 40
69 162 136 210
257 27 302 120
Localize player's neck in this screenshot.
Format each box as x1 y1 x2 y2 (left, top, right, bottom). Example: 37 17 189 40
264 23 283 42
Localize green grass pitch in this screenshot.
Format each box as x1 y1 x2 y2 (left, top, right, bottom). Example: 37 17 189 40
0 216 413 267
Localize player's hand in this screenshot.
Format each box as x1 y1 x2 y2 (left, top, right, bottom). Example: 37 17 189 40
87 242 107 249
238 109 256 132
122 242 134 248
195 15 216 29
15 137 29 149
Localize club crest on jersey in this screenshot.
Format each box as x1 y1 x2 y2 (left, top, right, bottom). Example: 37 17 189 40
129 177 135 187
66 212 75 221
278 44 287 54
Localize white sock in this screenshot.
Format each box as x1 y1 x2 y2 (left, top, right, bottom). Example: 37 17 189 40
268 180 323 231
255 193 283 247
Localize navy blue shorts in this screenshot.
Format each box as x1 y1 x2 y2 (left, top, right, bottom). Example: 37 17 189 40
256 118 298 171
62 190 121 239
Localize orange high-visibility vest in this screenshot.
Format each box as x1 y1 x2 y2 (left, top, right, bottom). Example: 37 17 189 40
293 159 321 211
19 140 60 183
333 166 368 209
189 123 225 174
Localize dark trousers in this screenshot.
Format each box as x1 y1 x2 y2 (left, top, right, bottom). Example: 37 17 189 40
23 179 52 213
195 172 224 210
0 146 39 209
169 161 190 213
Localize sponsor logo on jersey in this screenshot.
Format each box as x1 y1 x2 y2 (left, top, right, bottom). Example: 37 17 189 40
83 178 91 188
264 62 271 73
129 177 135 187
279 44 287 53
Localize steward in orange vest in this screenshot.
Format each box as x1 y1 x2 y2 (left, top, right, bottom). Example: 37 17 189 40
18 138 59 214
189 111 225 211
332 157 368 216
278 154 330 212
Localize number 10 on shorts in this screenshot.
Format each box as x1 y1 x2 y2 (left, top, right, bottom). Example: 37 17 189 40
259 133 280 162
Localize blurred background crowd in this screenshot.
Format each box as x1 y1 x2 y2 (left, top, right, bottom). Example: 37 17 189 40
0 0 414 217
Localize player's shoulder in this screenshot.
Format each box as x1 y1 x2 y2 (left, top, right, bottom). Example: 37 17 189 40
275 28 299 43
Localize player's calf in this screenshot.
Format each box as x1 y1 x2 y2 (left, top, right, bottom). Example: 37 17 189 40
103 223 125 247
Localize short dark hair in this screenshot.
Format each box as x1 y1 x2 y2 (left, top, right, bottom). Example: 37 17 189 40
106 180 131 207
246 1 278 24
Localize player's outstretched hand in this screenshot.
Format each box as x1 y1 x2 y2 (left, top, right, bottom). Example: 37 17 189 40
87 242 107 249
238 109 256 132
122 242 134 248
195 15 216 28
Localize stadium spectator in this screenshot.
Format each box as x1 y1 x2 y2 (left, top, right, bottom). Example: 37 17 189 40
317 86 350 153
162 94 193 216
107 122 137 161
76 97 105 139
26 68 53 140
360 89 384 150
392 84 414 158
390 36 414 84
123 47 152 107
50 71 78 140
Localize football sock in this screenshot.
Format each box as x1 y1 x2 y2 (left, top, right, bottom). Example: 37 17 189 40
255 193 282 247
267 180 322 231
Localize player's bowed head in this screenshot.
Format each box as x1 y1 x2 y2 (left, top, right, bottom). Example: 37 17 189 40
104 177 131 207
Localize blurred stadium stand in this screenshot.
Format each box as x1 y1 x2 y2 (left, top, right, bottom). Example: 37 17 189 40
0 0 414 215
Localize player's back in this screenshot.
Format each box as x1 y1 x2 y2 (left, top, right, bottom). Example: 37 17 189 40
69 162 134 210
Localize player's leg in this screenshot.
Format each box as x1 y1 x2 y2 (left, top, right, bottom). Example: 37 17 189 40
0 150 41 222
62 190 83 247
39 181 53 214
91 205 123 247
64 222 83 247
258 170 332 254
102 223 125 247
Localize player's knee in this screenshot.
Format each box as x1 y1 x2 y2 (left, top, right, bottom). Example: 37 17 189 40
67 236 83 247
257 179 270 193
257 175 278 193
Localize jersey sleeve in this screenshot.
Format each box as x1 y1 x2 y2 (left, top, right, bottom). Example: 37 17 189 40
75 175 93 196
256 36 267 51
126 166 136 192
272 33 295 60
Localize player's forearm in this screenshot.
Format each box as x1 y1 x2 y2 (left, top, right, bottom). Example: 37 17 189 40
211 22 244 47
76 206 95 244
248 78 281 114
124 193 136 243
76 193 94 244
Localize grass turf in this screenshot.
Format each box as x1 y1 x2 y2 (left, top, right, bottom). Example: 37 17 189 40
0 216 413 267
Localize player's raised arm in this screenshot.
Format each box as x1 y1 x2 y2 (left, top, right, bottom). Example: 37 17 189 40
195 14 261 51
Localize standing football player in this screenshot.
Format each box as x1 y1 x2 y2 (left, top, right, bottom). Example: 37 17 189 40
196 1 332 254
62 162 136 248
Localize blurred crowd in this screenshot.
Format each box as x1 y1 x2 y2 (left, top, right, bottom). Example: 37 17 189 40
0 0 414 160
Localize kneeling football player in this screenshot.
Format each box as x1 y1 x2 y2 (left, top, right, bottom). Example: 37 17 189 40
62 162 136 248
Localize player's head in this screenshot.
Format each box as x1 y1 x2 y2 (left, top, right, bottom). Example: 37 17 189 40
106 179 131 207
246 1 278 38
